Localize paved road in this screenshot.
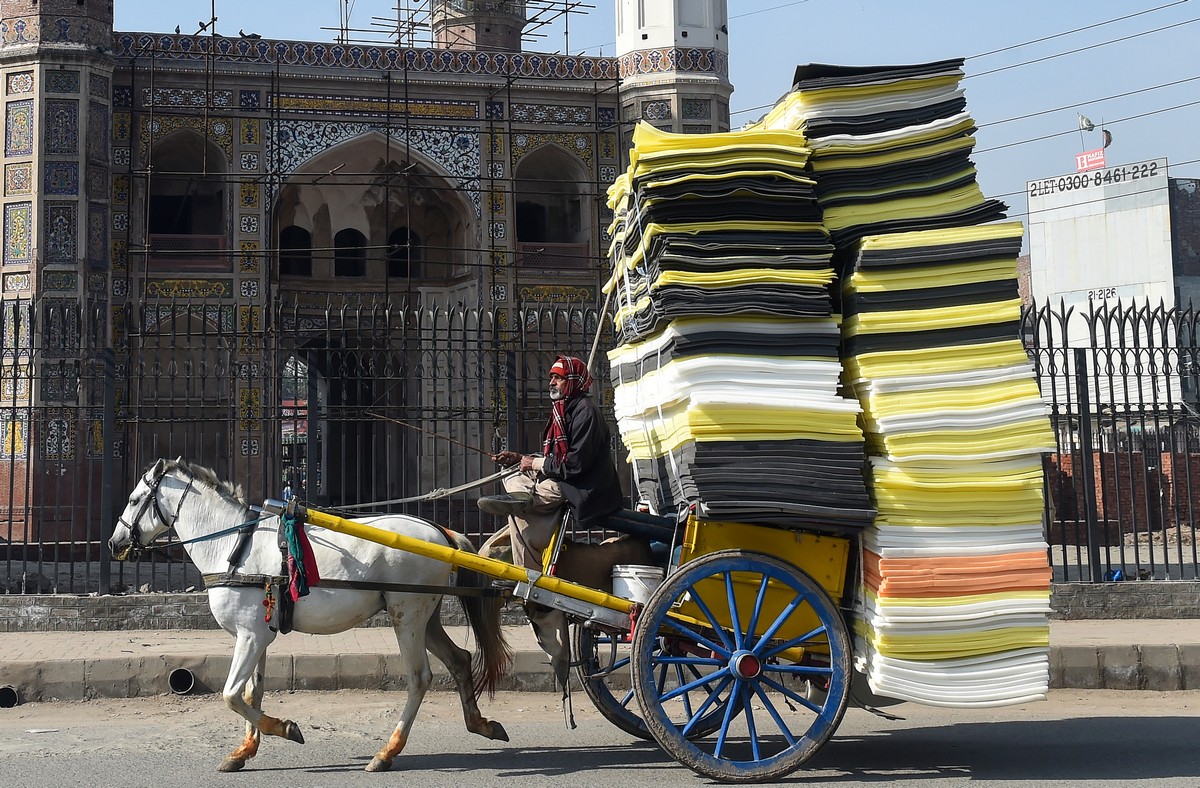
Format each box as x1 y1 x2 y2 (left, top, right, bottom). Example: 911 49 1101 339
2 689 1198 787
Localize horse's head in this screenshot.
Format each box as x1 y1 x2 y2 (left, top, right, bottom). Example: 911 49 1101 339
109 458 190 561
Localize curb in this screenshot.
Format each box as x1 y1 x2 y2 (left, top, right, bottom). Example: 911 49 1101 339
1 644 1195 704
1050 644 1198 691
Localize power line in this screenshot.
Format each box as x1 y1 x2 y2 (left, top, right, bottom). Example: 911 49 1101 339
732 4 1196 118
976 74 1200 128
975 96 1200 154
967 0 1190 59
965 16 1200 79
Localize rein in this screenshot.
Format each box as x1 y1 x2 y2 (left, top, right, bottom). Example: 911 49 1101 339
332 468 515 512
173 512 270 547
120 464 262 561
201 573 504 598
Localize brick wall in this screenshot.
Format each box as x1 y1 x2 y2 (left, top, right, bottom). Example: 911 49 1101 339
1047 451 1200 533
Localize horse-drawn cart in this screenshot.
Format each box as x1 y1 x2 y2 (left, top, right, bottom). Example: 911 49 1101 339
289 498 858 783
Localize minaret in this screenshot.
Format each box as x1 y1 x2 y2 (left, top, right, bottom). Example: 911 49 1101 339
615 0 732 146
0 0 115 543
431 0 527 52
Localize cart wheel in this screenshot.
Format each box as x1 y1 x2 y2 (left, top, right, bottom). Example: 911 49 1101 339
572 623 728 741
631 549 851 783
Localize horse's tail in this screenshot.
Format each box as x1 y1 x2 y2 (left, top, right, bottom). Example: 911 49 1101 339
448 531 513 699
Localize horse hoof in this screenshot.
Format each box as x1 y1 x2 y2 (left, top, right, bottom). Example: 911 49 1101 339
283 721 305 744
489 721 510 742
217 758 245 772
366 756 393 772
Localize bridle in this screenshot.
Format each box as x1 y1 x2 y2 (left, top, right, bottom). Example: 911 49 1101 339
117 464 195 560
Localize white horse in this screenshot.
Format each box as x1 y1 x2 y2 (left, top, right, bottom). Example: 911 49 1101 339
109 458 512 773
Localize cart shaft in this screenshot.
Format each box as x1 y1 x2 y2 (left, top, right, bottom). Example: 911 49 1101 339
302 507 635 617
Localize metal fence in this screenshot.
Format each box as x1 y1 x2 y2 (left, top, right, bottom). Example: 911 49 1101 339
2 295 609 594
1025 301 1200 581
4 297 1198 594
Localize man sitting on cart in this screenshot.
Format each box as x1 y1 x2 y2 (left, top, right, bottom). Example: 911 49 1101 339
480 354 623 570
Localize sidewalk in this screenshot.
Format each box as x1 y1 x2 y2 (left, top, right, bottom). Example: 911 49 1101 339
1 620 1197 705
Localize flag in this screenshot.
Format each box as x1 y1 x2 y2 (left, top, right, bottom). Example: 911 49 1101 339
1102 129 1113 148
1078 114 1095 132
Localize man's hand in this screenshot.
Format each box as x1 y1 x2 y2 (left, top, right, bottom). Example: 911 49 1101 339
492 450 520 467
519 454 537 472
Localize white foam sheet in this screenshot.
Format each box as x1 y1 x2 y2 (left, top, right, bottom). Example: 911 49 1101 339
864 523 1046 548
862 596 1052 625
612 355 853 418
867 402 1051 433
856 641 1050 707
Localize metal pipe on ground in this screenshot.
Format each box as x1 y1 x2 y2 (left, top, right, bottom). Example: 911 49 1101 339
0 685 19 708
168 668 196 695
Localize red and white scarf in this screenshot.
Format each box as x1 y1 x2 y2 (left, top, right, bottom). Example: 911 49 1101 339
542 355 592 462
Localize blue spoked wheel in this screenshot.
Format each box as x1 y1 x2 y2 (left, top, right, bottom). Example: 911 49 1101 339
572 623 729 741
631 550 852 783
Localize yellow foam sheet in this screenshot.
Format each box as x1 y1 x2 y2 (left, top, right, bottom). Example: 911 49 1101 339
627 120 810 161
843 298 1023 336
820 182 989 231
854 620 1050 660
649 267 836 291
861 377 1048 419
604 219 829 293
868 419 1056 458
857 220 1025 252
846 339 1030 378
810 132 976 172
608 315 840 368
619 401 863 459
848 257 1018 292
756 71 966 129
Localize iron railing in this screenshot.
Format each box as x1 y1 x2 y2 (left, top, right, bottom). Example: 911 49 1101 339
3 296 1198 594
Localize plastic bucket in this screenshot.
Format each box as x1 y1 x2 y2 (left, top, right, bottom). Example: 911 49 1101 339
612 564 664 604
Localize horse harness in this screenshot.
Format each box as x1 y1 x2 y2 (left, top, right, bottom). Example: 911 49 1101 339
127 463 501 634
201 509 503 634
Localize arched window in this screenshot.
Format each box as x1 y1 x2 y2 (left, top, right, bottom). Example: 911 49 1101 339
513 145 590 268
333 228 366 277
147 131 227 270
279 225 312 277
387 227 421 278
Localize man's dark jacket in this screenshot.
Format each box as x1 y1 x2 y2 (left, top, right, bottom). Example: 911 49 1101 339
541 394 623 524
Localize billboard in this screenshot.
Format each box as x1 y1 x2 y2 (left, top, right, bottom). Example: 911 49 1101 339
1028 157 1172 317
1027 158 1179 409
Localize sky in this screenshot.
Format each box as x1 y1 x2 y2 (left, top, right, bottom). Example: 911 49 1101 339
113 0 1199 235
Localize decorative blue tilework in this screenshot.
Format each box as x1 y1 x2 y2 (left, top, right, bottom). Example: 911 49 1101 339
47 70 81 94
88 102 108 164
87 204 108 269
45 99 78 155
45 202 77 264
111 34 622 81
486 101 504 120
89 73 110 99
44 162 79 195
642 99 672 121
239 90 261 109
267 121 482 215
82 167 111 212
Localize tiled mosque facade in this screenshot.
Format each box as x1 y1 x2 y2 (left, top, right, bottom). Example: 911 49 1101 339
0 0 731 545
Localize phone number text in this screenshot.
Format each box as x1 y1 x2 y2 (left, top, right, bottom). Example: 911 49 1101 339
1028 161 1161 199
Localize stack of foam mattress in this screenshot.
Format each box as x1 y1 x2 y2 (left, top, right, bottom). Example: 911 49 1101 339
605 122 875 531
841 221 1057 707
754 59 1006 248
